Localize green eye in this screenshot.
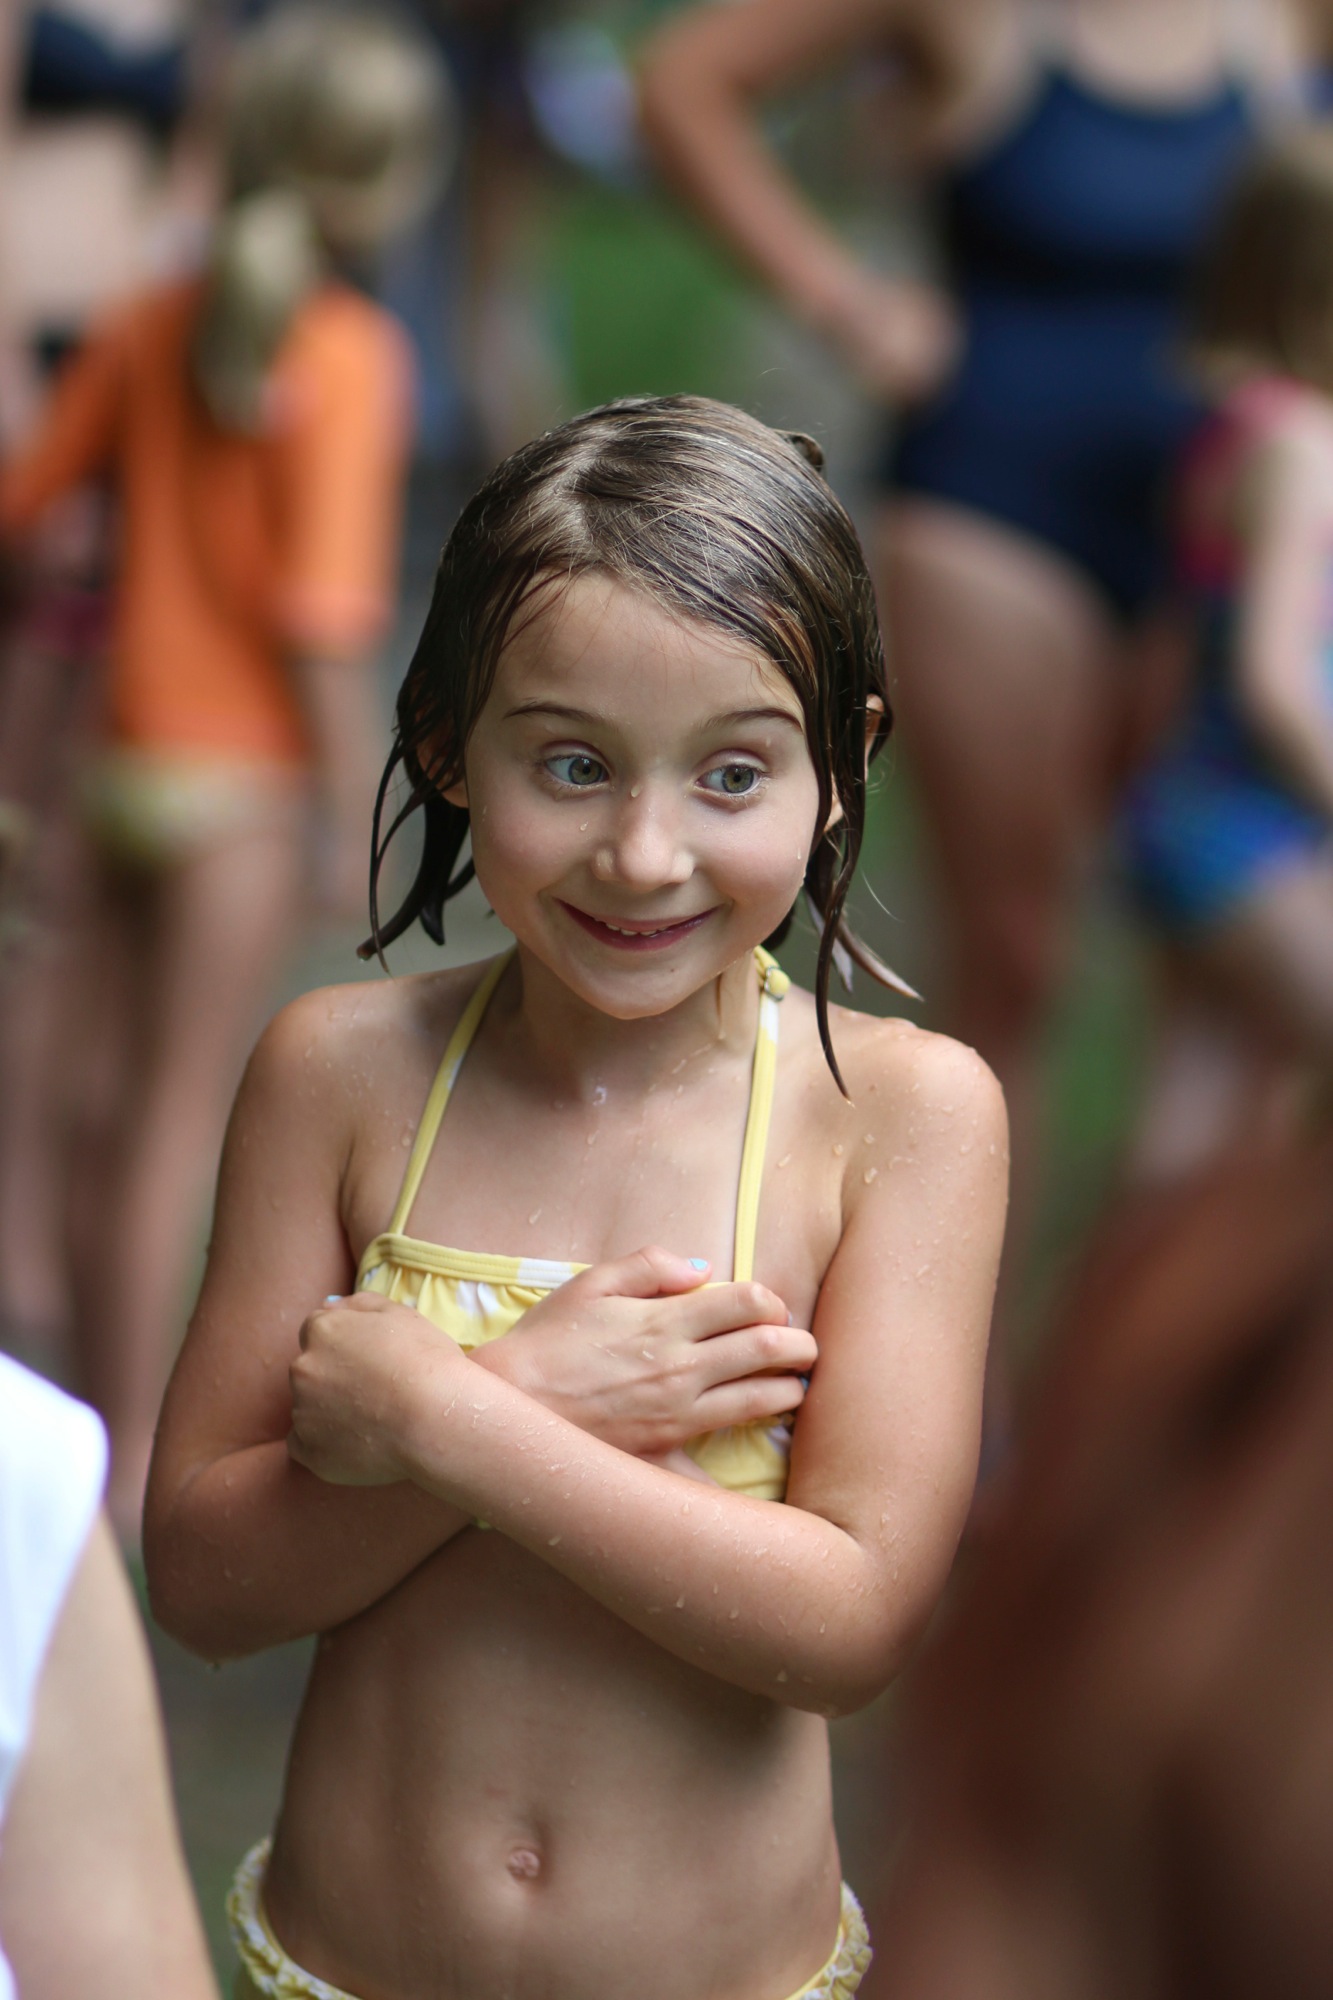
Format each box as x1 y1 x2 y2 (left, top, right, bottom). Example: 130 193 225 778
548 754 606 788
703 763 760 796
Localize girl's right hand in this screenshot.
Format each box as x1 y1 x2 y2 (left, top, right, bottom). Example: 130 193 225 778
472 1247 816 1458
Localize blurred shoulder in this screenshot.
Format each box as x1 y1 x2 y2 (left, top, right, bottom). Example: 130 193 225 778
292 282 413 380
1237 382 1333 511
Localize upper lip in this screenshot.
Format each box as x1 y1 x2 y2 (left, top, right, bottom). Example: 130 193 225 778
564 905 711 935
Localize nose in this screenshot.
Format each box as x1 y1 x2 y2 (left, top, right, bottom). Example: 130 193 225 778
592 785 693 889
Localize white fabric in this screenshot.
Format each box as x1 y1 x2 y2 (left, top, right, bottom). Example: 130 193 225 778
0 1356 107 2000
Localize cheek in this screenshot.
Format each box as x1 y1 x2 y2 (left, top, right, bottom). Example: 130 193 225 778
464 780 578 904
712 783 819 901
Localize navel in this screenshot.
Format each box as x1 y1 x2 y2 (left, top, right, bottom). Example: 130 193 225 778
506 1845 543 1881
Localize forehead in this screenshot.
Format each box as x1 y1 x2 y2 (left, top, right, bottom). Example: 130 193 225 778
492 571 804 722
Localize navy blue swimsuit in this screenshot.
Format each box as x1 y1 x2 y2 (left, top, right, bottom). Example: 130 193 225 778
889 63 1259 615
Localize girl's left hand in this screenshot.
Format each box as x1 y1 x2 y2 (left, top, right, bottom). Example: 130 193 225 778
288 1293 463 1487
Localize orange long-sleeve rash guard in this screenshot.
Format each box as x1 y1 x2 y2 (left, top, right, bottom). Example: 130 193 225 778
0 279 414 765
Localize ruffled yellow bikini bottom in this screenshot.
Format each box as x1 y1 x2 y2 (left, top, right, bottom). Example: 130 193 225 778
228 1838 872 2000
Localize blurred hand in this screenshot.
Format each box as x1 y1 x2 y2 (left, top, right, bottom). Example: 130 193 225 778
475 1246 816 1458
813 273 962 408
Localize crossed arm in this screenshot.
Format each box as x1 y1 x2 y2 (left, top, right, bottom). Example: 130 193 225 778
148 994 1007 1714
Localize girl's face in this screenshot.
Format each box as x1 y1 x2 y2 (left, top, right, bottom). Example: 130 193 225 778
445 572 822 1019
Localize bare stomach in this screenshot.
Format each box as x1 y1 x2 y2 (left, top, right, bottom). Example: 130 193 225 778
263 1529 843 2000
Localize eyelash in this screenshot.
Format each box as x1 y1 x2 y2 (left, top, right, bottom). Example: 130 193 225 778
541 755 767 802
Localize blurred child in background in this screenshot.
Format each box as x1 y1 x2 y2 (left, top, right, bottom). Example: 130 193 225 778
0 3 451 1536
1123 125 1333 1180
0 0 203 1359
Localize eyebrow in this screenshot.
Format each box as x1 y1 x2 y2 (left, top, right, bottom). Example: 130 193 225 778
503 700 804 733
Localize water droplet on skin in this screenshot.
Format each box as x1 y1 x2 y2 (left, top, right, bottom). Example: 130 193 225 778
863 1133 875 1145
832 1143 844 1158
630 784 642 798
586 1132 597 1145
579 821 589 832
675 1594 686 1608
863 1167 878 1184
592 1084 607 1106
960 1140 973 1154
775 1669 789 1683
729 1607 740 1619
777 1153 792 1168
528 1210 542 1225
548 1535 562 1546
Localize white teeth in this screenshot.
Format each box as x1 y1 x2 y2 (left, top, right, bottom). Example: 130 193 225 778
595 918 679 936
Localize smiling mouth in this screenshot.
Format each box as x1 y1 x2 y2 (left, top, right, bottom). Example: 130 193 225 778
560 903 715 950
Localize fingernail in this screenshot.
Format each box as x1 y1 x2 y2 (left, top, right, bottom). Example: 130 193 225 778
324 1294 343 1304
689 1258 709 1271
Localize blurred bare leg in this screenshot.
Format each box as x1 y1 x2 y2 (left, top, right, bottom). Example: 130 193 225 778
1128 859 1333 1188
877 500 1120 1387
68 816 304 1538
1190 858 1333 1055
1129 980 1263 1185
0 632 103 1349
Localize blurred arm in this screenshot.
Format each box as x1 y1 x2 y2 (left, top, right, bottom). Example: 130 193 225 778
0 318 124 532
1235 422 1333 818
638 0 959 396
0 1515 218 2000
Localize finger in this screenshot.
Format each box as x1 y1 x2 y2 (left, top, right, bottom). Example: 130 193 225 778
667 1281 793 1342
691 1375 807 1434
691 1323 818 1386
563 1245 713 1303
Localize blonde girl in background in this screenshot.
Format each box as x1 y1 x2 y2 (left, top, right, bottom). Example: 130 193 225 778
147 395 1007 2000
1122 125 1333 1178
0 0 204 1370
0 5 451 1536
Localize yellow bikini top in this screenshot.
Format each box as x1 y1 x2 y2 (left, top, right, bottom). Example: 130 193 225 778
358 947 793 1501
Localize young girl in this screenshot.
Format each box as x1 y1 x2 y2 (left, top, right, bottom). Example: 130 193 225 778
1122 126 1333 1177
146 396 1007 2000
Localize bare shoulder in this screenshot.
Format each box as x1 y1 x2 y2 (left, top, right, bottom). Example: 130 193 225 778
1244 397 1333 518
836 1005 1004 1139
237 961 495 1134
779 987 1007 1209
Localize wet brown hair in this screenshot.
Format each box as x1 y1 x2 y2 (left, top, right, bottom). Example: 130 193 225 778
364 394 907 1087
1190 123 1333 393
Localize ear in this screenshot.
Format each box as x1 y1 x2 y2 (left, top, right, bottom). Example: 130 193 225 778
864 694 886 769
823 697 885 833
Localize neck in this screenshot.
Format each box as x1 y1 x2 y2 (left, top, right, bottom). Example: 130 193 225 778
498 946 761 1103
